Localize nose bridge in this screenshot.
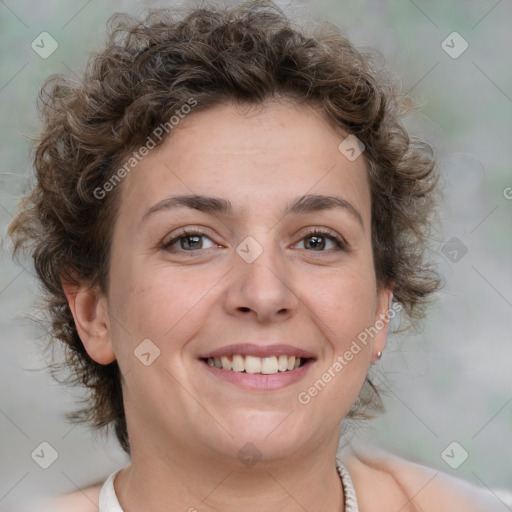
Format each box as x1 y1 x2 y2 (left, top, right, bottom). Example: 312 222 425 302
225 230 299 321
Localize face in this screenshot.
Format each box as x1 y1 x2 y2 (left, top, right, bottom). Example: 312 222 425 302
88 100 391 464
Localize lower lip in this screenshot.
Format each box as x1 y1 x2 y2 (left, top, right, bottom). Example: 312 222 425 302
200 359 315 391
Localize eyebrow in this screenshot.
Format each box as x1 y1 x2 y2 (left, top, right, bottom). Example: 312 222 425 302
142 193 364 229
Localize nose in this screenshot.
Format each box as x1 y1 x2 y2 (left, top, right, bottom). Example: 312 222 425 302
222 237 299 323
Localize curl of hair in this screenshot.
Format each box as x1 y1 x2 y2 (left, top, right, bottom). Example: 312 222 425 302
8 0 440 454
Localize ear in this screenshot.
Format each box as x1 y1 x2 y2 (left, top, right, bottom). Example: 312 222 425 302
371 285 394 363
62 281 116 365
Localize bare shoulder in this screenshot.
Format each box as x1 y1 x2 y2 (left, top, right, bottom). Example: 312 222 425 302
343 448 506 512
37 483 102 512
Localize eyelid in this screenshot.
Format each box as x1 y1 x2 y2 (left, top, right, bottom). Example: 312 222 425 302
161 226 219 249
161 225 348 253
296 227 347 250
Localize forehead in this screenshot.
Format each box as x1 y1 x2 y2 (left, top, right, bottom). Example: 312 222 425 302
116 100 370 223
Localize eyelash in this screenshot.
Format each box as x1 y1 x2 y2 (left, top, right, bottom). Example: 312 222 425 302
161 227 347 253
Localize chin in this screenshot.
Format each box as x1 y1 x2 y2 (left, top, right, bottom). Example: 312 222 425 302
204 410 313 463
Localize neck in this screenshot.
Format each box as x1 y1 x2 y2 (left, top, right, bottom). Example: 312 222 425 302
116 440 345 512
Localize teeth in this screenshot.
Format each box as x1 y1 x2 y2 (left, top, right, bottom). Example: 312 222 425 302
220 356 232 370
205 354 305 374
244 355 262 374
261 356 278 375
232 354 244 372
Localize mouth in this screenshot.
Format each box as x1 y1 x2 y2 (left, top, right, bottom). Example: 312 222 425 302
197 344 316 391
198 340 316 392
200 354 311 375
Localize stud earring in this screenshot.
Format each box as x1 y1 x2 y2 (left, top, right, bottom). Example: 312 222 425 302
377 351 382 360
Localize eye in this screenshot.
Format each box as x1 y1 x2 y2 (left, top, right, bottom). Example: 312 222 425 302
295 228 346 252
161 227 347 254
162 228 218 252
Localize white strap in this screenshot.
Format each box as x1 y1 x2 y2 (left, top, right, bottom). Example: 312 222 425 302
337 458 360 512
98 470 124 512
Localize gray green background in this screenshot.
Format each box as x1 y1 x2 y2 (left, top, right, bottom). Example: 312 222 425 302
1 0 511 509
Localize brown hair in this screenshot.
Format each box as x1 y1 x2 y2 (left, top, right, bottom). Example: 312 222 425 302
8 0 440 454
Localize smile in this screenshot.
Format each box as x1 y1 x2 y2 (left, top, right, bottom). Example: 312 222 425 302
202 355 309 374
200 356 315 391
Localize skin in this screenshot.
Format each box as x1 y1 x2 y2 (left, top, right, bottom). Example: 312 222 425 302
39 452 503 512
61 100 501 511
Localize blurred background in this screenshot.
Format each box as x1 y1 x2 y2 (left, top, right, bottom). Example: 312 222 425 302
1 0 511 509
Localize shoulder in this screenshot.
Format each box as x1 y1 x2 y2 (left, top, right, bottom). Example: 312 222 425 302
343 448 505 512
37 483 102 512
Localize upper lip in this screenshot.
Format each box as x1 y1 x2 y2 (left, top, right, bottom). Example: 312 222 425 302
198 343 316 360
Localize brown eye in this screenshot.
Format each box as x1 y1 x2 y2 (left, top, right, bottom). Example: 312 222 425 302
297 229 346 251
162 229 216 252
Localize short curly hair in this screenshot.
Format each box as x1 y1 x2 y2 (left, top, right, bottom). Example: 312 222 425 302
8 0 440 454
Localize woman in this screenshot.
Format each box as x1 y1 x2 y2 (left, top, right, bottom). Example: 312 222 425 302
9 2 507 510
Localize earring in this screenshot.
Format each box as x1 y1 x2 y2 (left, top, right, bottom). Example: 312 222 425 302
377 351 382 360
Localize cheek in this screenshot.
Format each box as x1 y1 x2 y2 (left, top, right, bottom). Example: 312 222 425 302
109 262 217 353
306 266 377 351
